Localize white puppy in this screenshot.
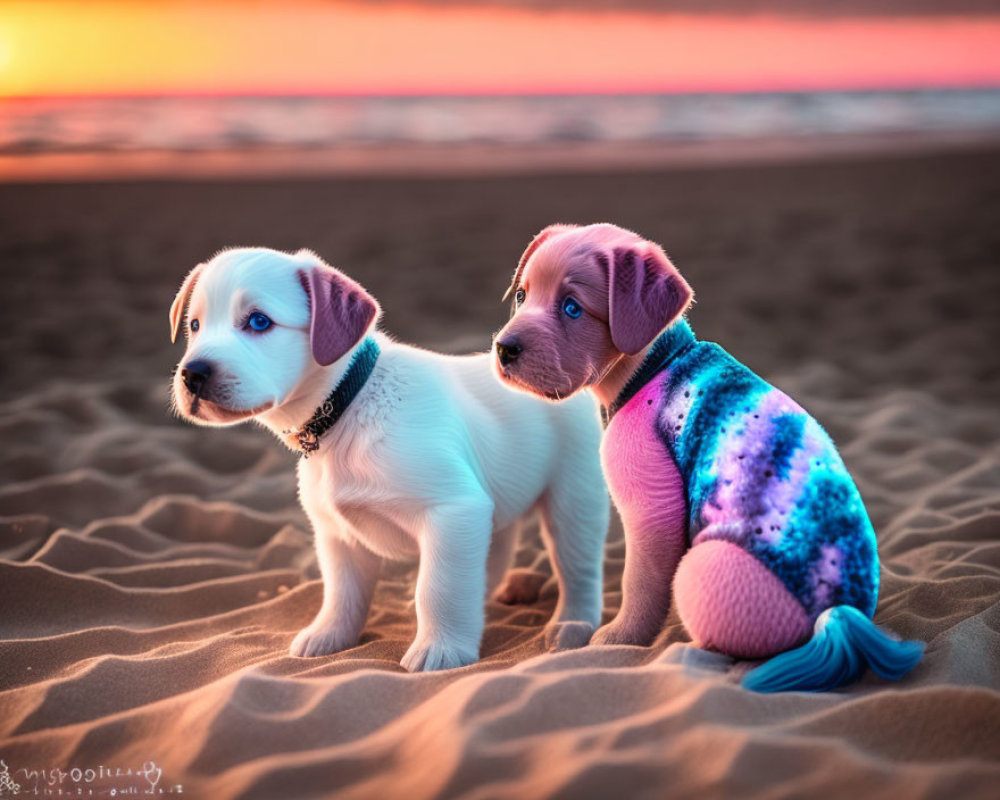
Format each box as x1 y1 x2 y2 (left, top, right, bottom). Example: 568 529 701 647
168 247 610 671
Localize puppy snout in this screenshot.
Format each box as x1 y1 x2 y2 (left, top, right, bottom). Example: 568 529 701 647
181 359 213 395
495 338 522 367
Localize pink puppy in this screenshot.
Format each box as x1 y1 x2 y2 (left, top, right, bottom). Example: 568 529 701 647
493 223 923 692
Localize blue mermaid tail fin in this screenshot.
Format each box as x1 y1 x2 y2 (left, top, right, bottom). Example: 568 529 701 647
741 605 924 693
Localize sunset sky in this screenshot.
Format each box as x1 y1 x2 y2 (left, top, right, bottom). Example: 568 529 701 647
1 1 999 97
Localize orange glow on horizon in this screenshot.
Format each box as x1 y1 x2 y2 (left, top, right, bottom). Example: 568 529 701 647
1 2 999 98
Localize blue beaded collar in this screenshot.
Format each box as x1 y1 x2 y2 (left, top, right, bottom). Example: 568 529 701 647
292 337 380 456
601 320 696 426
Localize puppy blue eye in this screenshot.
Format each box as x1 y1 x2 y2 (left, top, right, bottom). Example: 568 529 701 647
247 312 272 332
562 296 583 319
514 288 526 306
189 318 199 332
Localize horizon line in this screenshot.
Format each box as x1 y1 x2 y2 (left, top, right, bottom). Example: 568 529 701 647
6 82 1000 103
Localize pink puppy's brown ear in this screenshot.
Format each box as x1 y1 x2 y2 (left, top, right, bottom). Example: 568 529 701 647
608 244 693 355
502 223 577 302
301 264 381 366
169 262 205 343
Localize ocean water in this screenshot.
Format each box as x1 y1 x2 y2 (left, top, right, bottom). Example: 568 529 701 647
2 89 999 154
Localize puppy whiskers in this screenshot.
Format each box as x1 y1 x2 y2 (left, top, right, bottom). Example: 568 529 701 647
592 352 627 387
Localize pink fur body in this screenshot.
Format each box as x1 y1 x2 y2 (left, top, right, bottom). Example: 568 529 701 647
674 541 812 659
600 371 810 654
597 374 687 645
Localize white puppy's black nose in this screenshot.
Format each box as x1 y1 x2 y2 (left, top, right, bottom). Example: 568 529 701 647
495 339 522 367
181 359 212 395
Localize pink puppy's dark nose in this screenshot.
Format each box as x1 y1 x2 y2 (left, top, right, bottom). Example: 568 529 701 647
181 359 212 394
495 339 522 367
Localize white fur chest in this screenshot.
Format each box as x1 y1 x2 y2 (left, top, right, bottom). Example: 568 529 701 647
295 373 421 560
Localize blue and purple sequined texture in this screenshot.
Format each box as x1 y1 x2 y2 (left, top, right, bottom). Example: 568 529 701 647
608 321 878 621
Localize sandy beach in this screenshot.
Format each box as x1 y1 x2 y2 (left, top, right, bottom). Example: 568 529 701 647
1 146 999 798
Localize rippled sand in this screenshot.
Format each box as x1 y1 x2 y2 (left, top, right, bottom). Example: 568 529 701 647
1 148 998 798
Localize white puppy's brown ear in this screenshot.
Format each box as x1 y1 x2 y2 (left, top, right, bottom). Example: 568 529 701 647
608 243 693 355
169 262 206 343
502 223 577 302
300 264 381 366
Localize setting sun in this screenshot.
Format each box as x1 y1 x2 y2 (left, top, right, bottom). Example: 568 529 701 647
1 1 999 97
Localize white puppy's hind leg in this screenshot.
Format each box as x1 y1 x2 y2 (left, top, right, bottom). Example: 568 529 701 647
539 462 610 651
494 567 546 606
491 520 547 605
487 520 533 601
486 520 518 598
290 531 381 658
401 496 494 672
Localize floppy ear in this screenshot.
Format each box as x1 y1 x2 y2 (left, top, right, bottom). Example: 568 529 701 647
169 262 205 343
502 223 577 302
300 264 380 367
608 244 693 355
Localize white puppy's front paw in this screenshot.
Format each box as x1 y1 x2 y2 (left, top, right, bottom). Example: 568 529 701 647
400 637 478 672
544 620 595 652
289 621 359 658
